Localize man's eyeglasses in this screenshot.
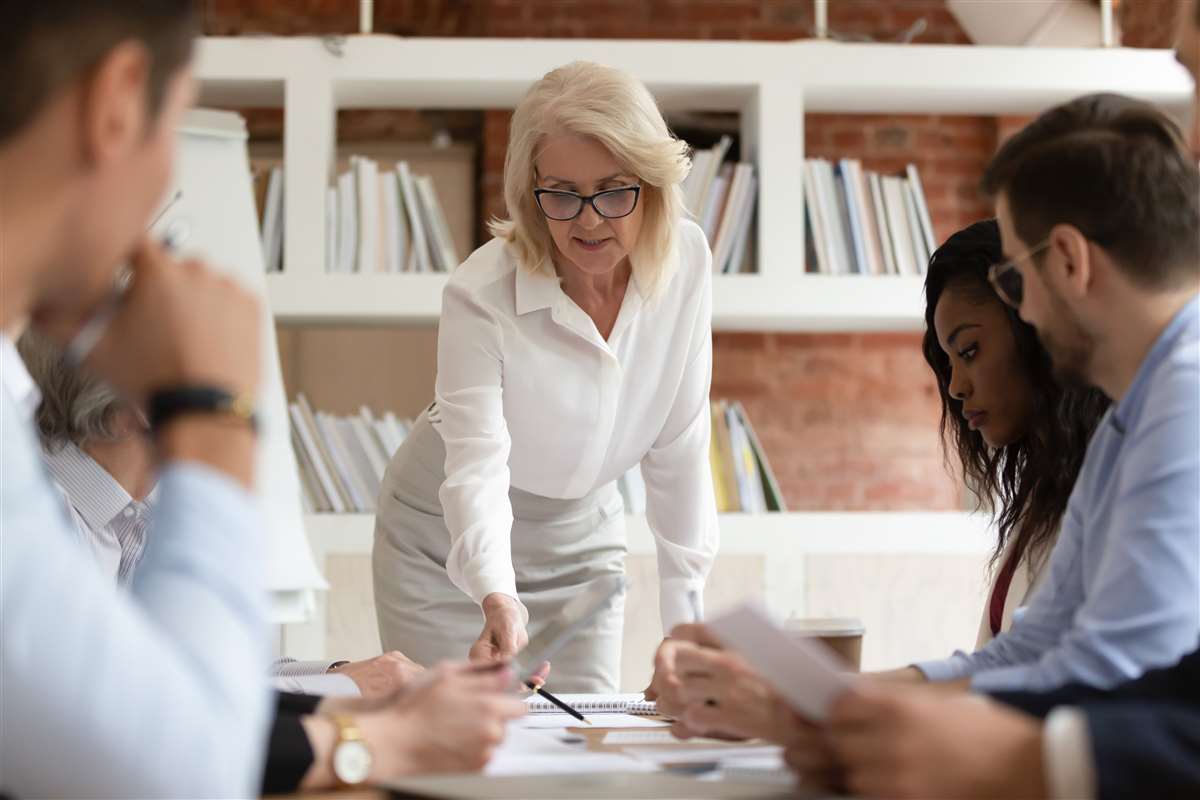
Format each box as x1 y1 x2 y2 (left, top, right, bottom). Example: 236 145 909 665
987 240 1052 309
533 185 641 221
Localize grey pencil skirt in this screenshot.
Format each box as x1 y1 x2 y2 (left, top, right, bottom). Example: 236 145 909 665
372 410 627 693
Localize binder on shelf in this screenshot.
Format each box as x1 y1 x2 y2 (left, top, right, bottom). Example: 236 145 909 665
416 173 460 272
867 172 897 276
906 163 938 258
731 401 787 512
289 400 345 513
260 165 284 273
335 169 357 273
881 175 920 276
901 176 929 273
837 160 868 276
725 403 767 514
352 156 379 273
396 160 433 273
710 400 742 513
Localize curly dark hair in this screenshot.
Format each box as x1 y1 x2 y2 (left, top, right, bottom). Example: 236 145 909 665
922 219 1109 566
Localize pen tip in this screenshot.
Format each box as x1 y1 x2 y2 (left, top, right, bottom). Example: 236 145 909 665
583 718 593 725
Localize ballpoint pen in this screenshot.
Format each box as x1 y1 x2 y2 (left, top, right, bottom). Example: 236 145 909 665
525 682 591 725
65 191 184 367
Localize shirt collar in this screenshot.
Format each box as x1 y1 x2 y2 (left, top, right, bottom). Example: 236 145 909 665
514 264 563 316
0 334 41 423
1111 294 1199 433
514 260 650 318
42 442 138 531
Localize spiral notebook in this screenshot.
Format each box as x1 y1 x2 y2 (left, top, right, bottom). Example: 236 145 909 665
525 692 659 715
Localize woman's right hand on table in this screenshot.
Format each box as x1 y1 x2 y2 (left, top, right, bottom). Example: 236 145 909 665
470 592 529 663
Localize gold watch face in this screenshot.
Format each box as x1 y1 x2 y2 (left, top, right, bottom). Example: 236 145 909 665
333 739 372 785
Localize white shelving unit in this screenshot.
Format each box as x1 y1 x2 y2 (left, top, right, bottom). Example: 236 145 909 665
211 35 1191 665
195 36 1190 332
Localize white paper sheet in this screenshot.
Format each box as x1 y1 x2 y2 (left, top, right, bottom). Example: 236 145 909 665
602 731 729 745
484 724 655 776
517 713 670 730
706 602 853 721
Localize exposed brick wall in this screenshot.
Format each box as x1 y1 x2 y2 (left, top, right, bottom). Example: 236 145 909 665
203 0 1165 511
1119 0 1183 48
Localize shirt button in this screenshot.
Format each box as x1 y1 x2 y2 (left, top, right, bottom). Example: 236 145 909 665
123 508 134 518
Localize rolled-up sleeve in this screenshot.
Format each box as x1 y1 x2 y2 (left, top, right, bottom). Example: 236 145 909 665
640 247 719 632
432 280 521 611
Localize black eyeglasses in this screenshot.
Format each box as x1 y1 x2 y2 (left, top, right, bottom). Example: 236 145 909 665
987 239 1051 309
533 185 641 221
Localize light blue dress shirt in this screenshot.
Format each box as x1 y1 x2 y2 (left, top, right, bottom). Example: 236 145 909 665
0 337 272 798
918 296 1200 693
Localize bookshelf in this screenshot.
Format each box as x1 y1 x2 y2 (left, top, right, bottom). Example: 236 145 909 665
203 34 1189 665
196 36 1189 332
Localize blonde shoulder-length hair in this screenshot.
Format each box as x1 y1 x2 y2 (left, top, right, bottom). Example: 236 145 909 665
488 61 691 300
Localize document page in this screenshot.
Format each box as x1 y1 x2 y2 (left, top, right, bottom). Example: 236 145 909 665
706 602 853 721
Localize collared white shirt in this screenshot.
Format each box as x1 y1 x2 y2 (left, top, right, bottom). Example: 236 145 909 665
43 442 156 585
433 219 719 631
0 334 40 422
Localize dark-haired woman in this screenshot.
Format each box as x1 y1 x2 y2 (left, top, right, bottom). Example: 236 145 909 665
920 218 1108 647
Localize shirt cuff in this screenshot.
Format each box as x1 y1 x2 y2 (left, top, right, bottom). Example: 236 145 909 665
1043 707 1097 800
456 569 529 625
912 654 975 683
659 577 705 634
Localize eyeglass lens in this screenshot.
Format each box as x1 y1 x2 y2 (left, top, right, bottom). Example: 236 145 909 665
995 265 1023 307
537 188 638 220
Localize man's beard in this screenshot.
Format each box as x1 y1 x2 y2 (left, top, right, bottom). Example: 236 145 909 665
1038 286 1094 390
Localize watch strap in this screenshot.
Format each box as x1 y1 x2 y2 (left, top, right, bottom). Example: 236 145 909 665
147 386 258 434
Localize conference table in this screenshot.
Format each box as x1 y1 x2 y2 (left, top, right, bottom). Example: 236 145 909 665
278 721 830 799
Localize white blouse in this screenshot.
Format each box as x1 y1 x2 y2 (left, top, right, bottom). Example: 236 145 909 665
432 218 719 632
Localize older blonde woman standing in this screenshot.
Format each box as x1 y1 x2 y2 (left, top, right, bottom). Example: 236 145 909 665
372 61 719 692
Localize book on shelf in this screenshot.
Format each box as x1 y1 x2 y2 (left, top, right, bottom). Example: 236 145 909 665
804 158 935 277
288 394 414 513
614 400 783 516
258 164 284 273
681 136 757 275
306 156 457 274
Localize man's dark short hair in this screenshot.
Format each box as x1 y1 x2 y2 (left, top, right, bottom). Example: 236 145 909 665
983 93 1199 290
0 1 197 143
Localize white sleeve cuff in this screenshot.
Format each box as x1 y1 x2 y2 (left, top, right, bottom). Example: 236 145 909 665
659 578 705 634
1043 707 1097 800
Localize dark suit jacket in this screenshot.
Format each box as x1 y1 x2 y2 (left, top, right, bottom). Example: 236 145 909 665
261 692 321 795
991 646 1200 800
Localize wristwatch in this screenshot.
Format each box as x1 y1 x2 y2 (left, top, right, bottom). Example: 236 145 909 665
329 714 372 786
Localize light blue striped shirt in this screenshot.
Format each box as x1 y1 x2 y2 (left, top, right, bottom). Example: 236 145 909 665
918 296 1200 692
0 336 272 798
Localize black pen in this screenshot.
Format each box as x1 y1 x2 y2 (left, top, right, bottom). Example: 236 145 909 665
525 682 591 725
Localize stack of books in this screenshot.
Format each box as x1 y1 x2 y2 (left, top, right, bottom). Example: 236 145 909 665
680 135 758 275
617 399 785 515
803 158 937 277
251 159 461 275
288 394 412 513
326 157 460 274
